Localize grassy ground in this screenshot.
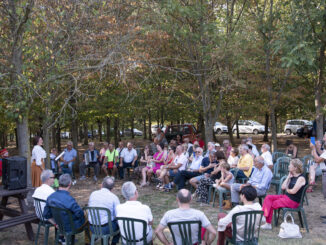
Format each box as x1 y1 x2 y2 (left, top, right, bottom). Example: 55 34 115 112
1 135 326 244
1 177 326 245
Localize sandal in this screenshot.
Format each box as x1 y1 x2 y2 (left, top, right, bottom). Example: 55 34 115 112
306 186 314 193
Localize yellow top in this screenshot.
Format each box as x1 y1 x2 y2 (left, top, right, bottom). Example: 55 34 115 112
237 153 253 177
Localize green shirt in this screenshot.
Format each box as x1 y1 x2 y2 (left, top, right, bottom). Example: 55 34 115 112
105 149 118 162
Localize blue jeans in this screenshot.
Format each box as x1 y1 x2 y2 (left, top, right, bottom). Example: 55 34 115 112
90 220 120 244
118 161 138 179
60 162 75 178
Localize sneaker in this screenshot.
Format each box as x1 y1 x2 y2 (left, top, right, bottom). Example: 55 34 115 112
260 223 272 230
58 237 66 245
72 180 77 186
79 176 86 181
93 176 98 182
156 183 162 189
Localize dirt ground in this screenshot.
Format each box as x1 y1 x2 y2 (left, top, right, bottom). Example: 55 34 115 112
1 135 326 245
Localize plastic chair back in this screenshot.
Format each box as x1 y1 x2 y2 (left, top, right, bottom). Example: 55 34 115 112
274 157 290 177
272 152 287 163
116 217 148 245
84 207 114 237
50 206 77 234
34 198 47 223
167 220 201 245
229 211 264 244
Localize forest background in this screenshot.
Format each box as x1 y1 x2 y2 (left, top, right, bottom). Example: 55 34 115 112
1 0 325 185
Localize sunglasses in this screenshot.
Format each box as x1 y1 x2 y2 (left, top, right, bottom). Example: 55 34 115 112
195 151 201 153
50 176 55 179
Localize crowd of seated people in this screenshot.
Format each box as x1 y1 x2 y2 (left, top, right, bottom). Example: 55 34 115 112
31 127 326 245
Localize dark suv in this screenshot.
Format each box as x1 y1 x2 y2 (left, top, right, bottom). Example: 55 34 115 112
164 124 197 142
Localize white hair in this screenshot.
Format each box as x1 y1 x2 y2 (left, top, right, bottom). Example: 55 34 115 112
240 144 249 152
41 170 53 183
121 182 137 200
263 144 270 151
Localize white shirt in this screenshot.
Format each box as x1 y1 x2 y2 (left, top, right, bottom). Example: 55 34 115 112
173 154 188 171
227 155 239 167
31 145 46 166
261 151 273 166
121 148 137 163
218 203 263 241
160 208 210 245
116 201 153 244
189 155 203 170
32 184 55 219
250 144 260 157
88 188 120 224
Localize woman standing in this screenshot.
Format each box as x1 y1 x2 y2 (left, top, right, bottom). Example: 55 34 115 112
31 136 46 187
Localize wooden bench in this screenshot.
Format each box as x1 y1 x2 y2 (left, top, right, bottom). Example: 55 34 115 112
0 213 38 230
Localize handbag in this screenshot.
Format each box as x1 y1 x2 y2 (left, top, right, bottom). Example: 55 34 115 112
278 213 302 239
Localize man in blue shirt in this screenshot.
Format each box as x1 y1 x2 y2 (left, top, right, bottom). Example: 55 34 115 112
60 141 77 180
44 174 90 243
230 156 273 206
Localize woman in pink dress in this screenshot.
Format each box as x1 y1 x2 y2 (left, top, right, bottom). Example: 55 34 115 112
140 143 165 187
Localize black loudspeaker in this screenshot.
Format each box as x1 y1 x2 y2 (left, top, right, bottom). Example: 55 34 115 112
2 156 27 190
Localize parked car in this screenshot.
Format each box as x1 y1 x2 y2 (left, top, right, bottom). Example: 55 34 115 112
232 120 268 135
60 132 70 139
214 122 228 135
164 124 197 142
124 128 143 136
296 120 326 138
284 119 312 135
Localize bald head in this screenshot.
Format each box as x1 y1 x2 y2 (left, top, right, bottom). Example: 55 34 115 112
177 189 191 204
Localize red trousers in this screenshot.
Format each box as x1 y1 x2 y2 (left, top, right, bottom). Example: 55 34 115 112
217 213 232 245
262 194 299 224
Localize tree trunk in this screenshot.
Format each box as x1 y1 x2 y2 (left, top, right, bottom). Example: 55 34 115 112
106 117 111 143
316 43 325 140
98 121 102 142
71 118 79 167
17 116 31 186
131 117 135 139
143 118 147 140
52 126 56 148
236 120 240 139
270 107 278 151
91 124 94 139
43 126 50 168
83 122 88 145
160 107 164 127
114 118 119 147
15 128 18 149
263 113 269 142
148 109 152 141
56 125 61 152
226 115 235 146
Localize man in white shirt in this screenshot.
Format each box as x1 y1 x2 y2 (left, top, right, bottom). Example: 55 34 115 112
156 189 216 245
173 147 204 190
32 170 55 219
246 137 260 157
217 185 262 244
88 176 120 244
116 182 153 244
119 142 138 179
260 144 273 170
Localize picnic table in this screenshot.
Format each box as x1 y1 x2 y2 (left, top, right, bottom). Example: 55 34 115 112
0 186 38 241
